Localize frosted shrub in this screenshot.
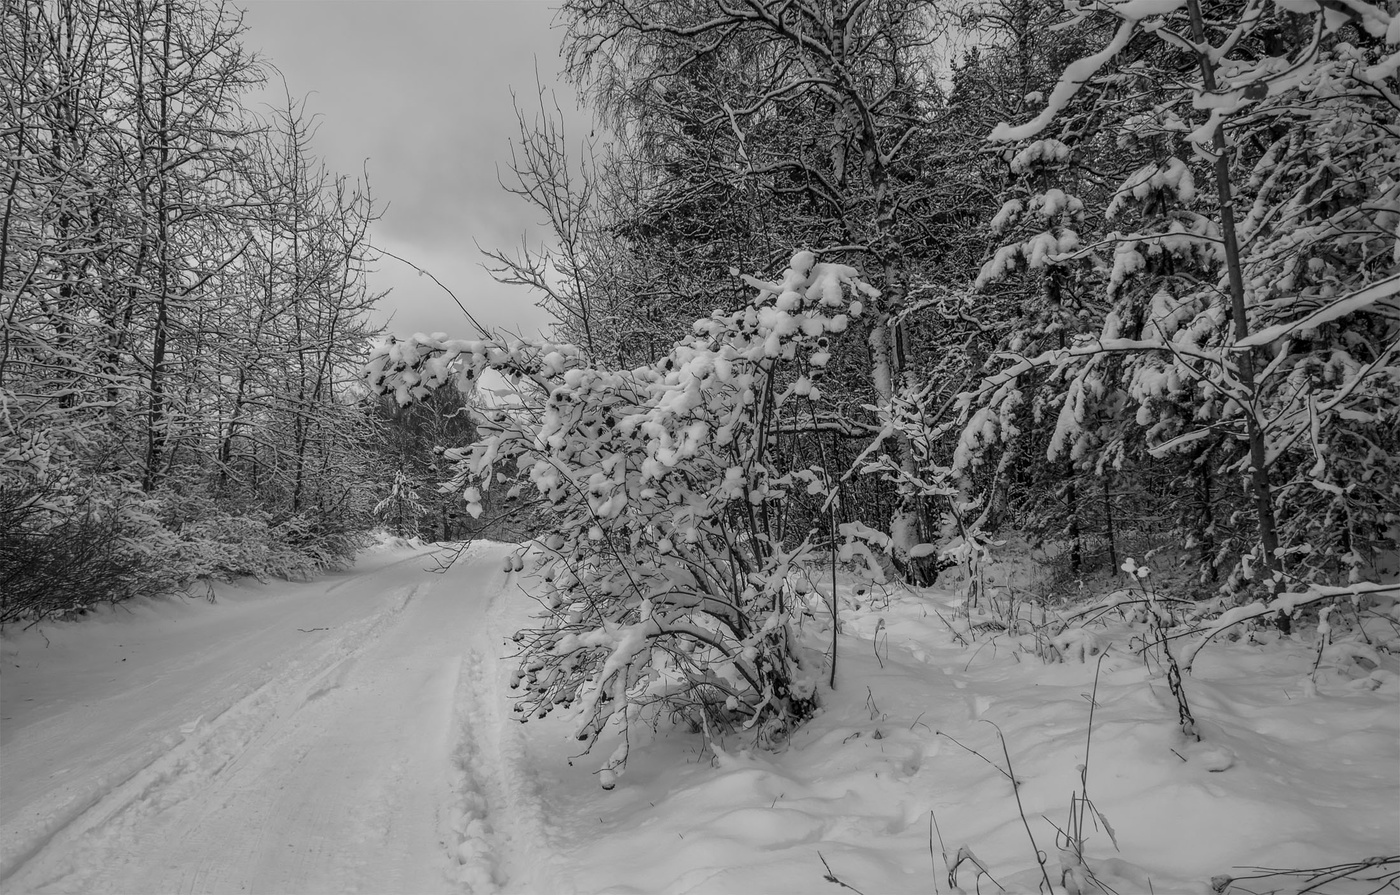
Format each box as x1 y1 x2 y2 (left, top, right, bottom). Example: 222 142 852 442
0 476 179 624
159 489 360 584
367 252 872 782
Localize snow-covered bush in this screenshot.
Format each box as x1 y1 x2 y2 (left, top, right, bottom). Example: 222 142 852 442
0 475 179 624
367 252 873 781
150 486 362 583
170 509 357 584
0 434 363 624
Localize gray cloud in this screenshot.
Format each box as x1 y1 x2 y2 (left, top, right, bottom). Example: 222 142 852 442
239 0 587 341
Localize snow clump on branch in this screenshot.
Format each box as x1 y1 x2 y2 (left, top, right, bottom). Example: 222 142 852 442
365 252 871 787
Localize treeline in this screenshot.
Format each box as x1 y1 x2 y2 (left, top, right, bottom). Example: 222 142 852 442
371 0 1397 779
0 0 475 623
493 0 1399 592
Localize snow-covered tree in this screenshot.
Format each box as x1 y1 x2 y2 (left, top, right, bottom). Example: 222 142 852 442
532 0 970 583
374 469 425 537
1 0 386 619
961 0 1400 598
368 252 873 785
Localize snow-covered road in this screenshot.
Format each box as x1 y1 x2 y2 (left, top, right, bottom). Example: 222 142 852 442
1 540 565 895
5 540 1398 895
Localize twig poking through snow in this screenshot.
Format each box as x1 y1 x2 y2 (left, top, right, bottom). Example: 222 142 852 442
1217 855 1400 895
986 720 1055 894
817 852 867 894
928 810 941 894
936 730 1015 783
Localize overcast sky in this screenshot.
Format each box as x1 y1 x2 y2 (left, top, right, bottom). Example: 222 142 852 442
238 0 584 341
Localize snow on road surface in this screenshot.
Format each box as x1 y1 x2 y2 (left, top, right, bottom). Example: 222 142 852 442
1 540 566 895
4 539 1398 895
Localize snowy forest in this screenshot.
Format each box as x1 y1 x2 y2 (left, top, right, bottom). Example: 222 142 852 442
372 0 1399 761
0 0 483 623
3 0 1400 893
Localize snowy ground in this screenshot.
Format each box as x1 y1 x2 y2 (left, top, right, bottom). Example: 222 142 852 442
2 539 1397 894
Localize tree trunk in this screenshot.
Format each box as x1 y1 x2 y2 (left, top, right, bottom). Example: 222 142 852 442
1187 0 1282 594
1103 472 1117 576
1066 467 1082 576
142 0 174 492
1194 442 1218 583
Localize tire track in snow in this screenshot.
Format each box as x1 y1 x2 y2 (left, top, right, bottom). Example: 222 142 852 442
444 559 574 895
0 582 425 892
445 653 506 893
324 544 445 592
449 648 572 894
158 659 450 895
3 540 570 895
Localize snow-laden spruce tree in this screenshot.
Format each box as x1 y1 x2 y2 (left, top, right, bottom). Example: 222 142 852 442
374 469 426 538
962 0 1399 606
366 252 872 785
